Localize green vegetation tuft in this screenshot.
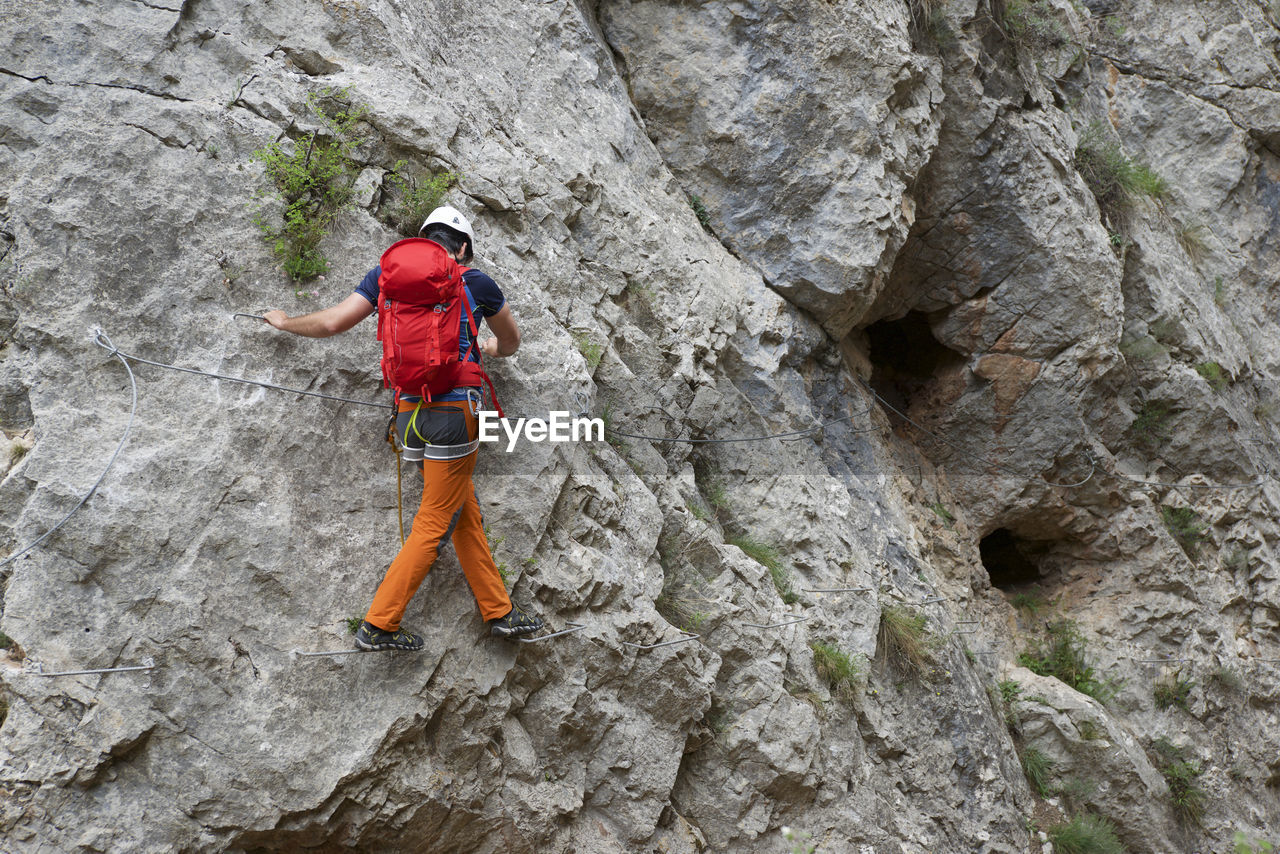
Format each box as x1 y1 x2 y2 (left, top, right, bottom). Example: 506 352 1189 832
1176 220 1210 262
1074 120 1169 218
1153 670 1194 711
687 193 713 232
1234 832 1277 854
574 332 605 372
810 640 865 701
730 536 798 605
1118 334 1166 362
1209 665 1244 694
1130 400 1175 450
999 679 1023 705
383 164 461 237
1151 738 1207 825
655 566 709 633
878 605 933 677
345 616 362 635
1018 619 1121 704
1161 505 1209 558
1048 813 1127 854
704 481 731 515
252 86 368 281
1056 776 1098 810
1076 718 1102 741
929 501 956 529
1195 361 1229 392
0 632 12 650
1021 746 1055 796
1010 589 1048 618
1002 0 1069 49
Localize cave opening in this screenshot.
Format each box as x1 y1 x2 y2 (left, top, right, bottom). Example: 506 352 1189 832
863 310 966 413
979 528 1052 590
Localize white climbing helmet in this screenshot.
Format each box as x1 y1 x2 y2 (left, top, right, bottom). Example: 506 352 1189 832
419 205 476 260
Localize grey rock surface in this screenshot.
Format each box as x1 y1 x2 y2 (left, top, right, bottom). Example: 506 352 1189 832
1 0 1278 851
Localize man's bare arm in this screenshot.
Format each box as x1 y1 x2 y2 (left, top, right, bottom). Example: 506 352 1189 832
264 293 375 338
480 304 520 357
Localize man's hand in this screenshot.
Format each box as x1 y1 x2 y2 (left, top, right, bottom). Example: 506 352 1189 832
259 294 374 337
480 338 500 358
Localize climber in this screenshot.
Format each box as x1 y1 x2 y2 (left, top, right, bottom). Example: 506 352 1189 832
263 205 545 650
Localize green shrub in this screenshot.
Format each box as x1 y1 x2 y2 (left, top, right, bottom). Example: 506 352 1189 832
999 679 1023 705
704 481 730 515
1075 120 1169 218
1234 832 1277 854
1018 620 1121 704
1209 665 1244 694
997 679 1022 730
1222 547 1249 575
252 86 368 281
1161 505 1208 558
1195 361 1229 392
1048 814 1127 854
1010 589 1048 618
1151 738 1207 825
1076 718 1102 741
574 332 605 372
1153 671 1194 711
1056 776 1098 810
0 631 12 650
1130 401 1175 449
730 536 797 605
345 616 362 635
1003 0 1069 48
1119 334 1167 362
687 193 712 232
1021 746 1055 796
655 568 709 632
929 501 956 529
1176 220 1210 262
810 640 864 701
382 165 461 237
879 605 933 676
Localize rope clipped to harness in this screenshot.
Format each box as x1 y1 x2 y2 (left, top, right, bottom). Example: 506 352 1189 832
386 411 405 545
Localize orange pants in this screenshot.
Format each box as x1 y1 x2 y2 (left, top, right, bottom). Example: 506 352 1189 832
365 400 512 631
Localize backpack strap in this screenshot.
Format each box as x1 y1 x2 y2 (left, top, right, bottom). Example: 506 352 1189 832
460 281 505 419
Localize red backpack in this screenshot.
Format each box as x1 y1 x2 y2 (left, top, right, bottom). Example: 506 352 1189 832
376 238 502 415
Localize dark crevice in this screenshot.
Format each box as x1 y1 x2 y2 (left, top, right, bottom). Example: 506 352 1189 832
979 528 1062 592
863 310 967 414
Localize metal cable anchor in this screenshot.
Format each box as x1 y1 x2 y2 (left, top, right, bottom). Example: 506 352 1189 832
25 657 157 688
518 622 587 644
742 616 810 630
622 631 699 651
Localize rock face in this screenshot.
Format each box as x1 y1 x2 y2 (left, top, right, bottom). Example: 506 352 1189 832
0 0 1277 851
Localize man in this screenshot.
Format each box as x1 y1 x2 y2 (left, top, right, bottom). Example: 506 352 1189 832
264 205 544 649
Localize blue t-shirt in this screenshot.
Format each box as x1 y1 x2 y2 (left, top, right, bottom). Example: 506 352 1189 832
357 266 506 401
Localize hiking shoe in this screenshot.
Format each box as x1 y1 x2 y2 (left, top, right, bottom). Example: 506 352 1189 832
355 620 425 652
489 605 544 639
